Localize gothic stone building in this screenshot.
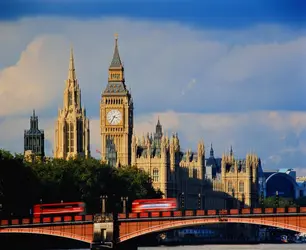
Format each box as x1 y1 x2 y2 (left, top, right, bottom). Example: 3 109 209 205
131 121 260 209
24 110 45 160
97 35 260 209
54 48 90 160
217 152 259 207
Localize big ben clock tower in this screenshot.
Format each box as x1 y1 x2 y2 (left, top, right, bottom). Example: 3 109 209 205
100 34 133 167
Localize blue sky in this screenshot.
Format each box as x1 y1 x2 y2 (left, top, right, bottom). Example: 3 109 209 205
2 0 306 28
0 0 306 174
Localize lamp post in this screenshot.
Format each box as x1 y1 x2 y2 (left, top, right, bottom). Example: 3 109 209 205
197 193 201 210
275 191 279 208
40 198 43 218
101 195 108 216
180 192 185 210
260 191 264 208
232 189 235 209
121 197 128 214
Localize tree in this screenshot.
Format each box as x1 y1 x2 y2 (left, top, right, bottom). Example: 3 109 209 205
263 196 296 208
0 150 40 216
0 150 162 216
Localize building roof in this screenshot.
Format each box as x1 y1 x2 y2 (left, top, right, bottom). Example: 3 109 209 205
109 34 122 68
278 168 294 173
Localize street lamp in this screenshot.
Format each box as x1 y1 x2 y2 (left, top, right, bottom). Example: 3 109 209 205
121 197 128 214
231 189 235 209
275 191 279 208
180 192 185 210
101 195 108 216
40 198 43 218
197 193 201 210
260 191 264 208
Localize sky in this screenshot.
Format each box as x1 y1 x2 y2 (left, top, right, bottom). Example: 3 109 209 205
0 0 306 174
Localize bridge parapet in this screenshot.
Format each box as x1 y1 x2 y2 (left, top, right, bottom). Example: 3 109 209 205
117 206 306 220
0 214 93 228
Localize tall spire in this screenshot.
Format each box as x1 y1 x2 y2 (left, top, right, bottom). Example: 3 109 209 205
30 109 38 130
110 33 122 68
68 46 76 80
210 143 214 158
157 116 161 126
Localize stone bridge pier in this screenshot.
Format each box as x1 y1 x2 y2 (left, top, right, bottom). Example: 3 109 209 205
90 213 137 250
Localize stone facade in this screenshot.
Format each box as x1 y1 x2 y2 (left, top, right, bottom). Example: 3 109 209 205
211 150 260 208
54 48 90 160
98 35 260 209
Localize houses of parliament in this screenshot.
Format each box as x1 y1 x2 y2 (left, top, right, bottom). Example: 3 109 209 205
24 35 261 209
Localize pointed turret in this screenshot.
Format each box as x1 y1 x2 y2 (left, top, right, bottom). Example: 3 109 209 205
68 46 76 80
30 109 38 130
210 143 214 158
110 33 122 68
155 117 163 139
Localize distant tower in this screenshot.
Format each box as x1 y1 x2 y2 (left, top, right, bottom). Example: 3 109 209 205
154 118 163 146
54 47 90 160
210 143 214 157
24 110 45 157
100 34 133 167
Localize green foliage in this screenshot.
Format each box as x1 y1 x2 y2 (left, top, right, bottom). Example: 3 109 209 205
263 196 296 208
0 150 162 216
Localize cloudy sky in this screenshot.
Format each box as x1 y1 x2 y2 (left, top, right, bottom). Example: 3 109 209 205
0 0 306 174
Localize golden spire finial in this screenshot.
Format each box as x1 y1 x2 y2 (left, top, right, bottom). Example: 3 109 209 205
68 44 76 80
114 33 118 40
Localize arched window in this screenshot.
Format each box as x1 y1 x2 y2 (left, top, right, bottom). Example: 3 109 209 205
153 168 159 182
228 181 233 193
239 181 244 193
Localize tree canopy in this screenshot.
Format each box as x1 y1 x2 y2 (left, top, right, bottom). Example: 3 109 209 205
261 195 306 208
0 149 162 217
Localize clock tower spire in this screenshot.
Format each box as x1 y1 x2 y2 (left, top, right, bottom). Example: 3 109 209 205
100 35 134 167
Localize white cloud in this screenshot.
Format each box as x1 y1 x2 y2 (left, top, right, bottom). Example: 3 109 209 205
0 17 306 175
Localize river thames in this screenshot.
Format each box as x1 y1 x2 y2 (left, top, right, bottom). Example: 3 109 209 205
65 245 305 250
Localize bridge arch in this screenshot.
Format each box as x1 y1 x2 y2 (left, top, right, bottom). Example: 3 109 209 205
0 227 92 243
119 217 306 242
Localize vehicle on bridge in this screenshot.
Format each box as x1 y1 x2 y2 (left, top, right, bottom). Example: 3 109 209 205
132 198 177 213
33 202 86 218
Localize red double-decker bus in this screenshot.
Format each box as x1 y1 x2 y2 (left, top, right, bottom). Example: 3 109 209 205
132 198 178 213
33 202 86 218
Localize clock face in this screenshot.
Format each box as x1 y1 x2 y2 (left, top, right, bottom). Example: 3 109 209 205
107 109 122 125
110 73 120 80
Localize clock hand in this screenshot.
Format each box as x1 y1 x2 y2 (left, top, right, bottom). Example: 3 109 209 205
111 116 116 123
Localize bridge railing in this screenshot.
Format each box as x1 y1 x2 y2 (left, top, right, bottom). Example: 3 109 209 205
0 214 93 227
1 206 306 226
118 206 306 219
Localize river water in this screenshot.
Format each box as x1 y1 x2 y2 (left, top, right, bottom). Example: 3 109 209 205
142 246 306 250
67 245 305 250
